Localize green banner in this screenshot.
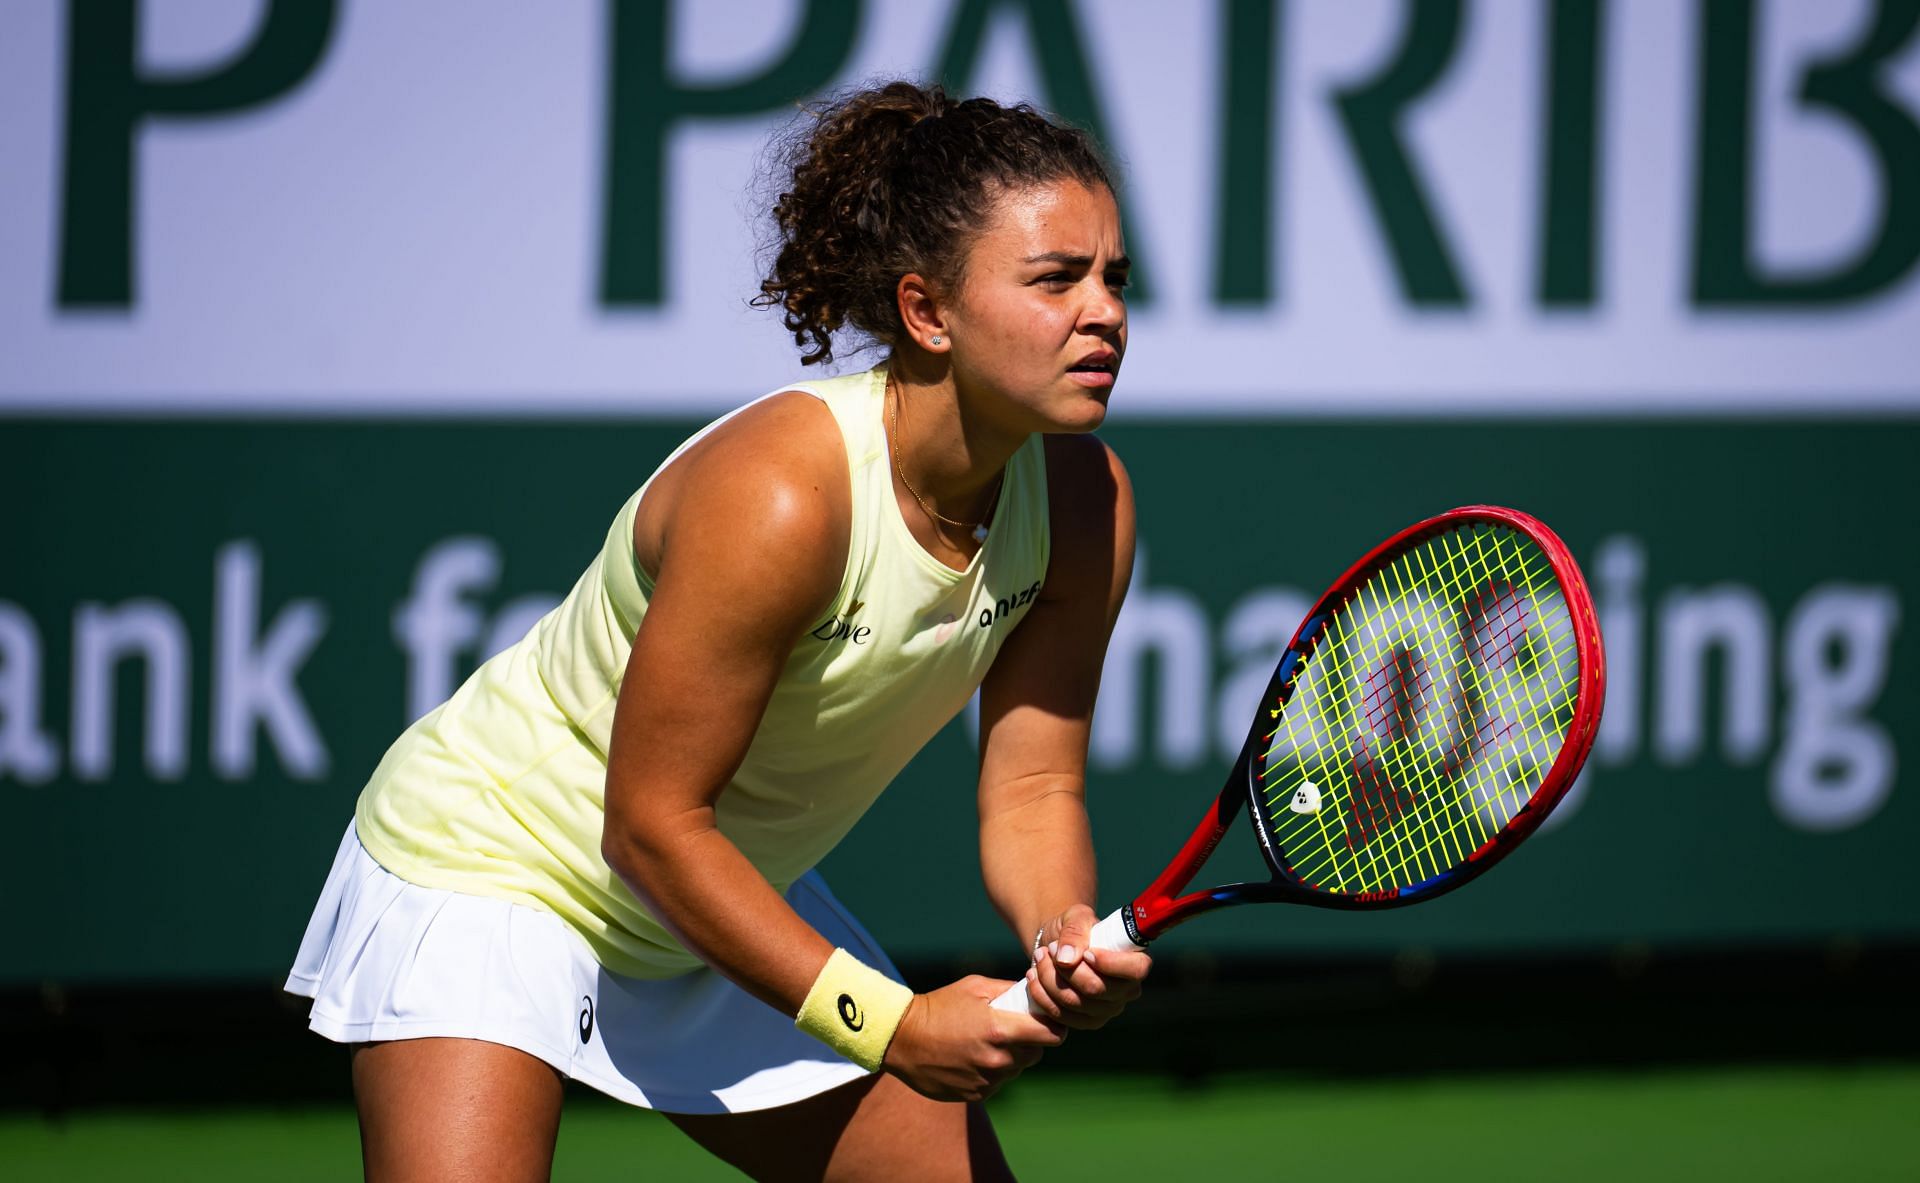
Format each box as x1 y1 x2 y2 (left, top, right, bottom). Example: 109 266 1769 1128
2 416 1912 981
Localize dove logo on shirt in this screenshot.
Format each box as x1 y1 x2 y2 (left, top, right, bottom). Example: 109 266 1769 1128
811 599 872 645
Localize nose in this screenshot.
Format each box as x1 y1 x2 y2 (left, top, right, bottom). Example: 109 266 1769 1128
1079 277 1126 334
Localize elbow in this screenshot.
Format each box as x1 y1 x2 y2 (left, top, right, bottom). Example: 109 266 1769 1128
600 825 633 883
600 804 655 891
600 796 700 897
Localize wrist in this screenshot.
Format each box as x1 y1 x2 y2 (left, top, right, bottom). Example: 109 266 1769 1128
881 994 924 1072
793 948 913 1073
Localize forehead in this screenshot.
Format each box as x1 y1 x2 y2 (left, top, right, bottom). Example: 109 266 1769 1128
966 180 1124 264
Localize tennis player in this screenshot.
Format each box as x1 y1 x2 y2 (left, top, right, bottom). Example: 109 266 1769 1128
287 81 1149 1181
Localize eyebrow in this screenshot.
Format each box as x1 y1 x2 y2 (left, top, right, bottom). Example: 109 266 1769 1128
1023 251 1132 271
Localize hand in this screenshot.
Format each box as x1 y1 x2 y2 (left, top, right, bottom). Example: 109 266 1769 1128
1020 904 1152 1030
883 975 1065 1102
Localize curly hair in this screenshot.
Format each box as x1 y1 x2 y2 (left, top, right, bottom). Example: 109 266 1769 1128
754 81 1114 366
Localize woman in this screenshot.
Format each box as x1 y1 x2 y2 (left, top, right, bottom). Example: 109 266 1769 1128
288 81 1149 1181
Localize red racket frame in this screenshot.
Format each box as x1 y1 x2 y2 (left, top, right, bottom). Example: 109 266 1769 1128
1116 505 1607 945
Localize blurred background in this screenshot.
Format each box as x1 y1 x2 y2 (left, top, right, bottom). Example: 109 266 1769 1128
4 1 1917 1178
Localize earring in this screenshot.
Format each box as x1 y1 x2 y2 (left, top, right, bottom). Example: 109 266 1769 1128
930 335 944 346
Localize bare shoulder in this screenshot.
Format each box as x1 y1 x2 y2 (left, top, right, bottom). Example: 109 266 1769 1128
1039 434 1135 605
688 390 849 517
1042 433 1130 515
636 390 852 629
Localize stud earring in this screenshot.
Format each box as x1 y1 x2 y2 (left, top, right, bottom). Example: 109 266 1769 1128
930 335 943 346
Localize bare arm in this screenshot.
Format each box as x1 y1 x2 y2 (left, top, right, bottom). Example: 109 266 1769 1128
602 393 850 1015
601 394 1062 1099
976 434 1150 1026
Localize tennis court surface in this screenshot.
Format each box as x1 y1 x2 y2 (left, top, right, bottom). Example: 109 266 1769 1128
7 1065 1915 1181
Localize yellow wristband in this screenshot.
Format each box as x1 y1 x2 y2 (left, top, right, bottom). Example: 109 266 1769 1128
794 948 913 1072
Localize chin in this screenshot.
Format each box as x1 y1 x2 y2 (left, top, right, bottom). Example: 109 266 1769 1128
1052 399 1110 433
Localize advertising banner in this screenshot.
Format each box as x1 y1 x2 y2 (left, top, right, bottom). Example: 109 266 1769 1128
4 0 1918 413
2 417 1911 977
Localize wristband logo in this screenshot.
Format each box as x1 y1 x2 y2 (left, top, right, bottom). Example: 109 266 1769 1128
837 993 864 1032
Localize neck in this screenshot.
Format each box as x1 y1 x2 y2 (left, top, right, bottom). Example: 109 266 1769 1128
884 359 1025 513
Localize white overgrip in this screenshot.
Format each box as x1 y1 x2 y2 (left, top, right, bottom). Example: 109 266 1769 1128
988 907 1146 1014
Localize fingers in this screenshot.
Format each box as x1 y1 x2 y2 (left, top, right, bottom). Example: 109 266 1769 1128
1048 903 1099 975
963 975 1066 1044
1025 942 1152 1030
1036 944 1103 1005
888 977 1064 1103
1025 948 1103 1028
1001 1010 1067 1048
1083 947 1153 989
980 984 1060 1093
1010 906 1154 1034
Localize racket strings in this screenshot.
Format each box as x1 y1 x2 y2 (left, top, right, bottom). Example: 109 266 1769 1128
1340 527 1579 890
1350 527 1579 886
1360 543 1508 871
1341 537 1515 886
1265 533 1509 889
1258 523 1583 896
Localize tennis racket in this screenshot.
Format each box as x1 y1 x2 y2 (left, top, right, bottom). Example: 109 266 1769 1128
992 505 1605 1013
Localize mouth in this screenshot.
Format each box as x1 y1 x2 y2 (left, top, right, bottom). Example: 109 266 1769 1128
1065 350 1120 384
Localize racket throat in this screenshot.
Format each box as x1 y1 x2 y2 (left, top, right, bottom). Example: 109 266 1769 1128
1130 882 1272 938
1125 752 1254 942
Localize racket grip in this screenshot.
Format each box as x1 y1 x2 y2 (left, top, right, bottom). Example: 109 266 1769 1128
987 907 1144 1014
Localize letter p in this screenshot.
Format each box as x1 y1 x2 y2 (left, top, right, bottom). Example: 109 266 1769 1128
601 0 861 306
58 0 338 307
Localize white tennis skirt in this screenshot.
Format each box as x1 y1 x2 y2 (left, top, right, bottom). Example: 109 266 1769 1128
285 825 899 1114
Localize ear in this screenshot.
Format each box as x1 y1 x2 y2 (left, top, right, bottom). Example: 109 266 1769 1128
896 273 952 354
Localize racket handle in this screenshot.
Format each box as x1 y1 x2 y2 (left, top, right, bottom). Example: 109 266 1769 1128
987 907 1144 1014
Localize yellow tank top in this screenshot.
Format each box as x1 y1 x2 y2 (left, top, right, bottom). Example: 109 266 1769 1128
355 366 1051 977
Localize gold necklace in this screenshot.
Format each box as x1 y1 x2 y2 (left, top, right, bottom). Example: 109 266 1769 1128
887 377 1003 545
